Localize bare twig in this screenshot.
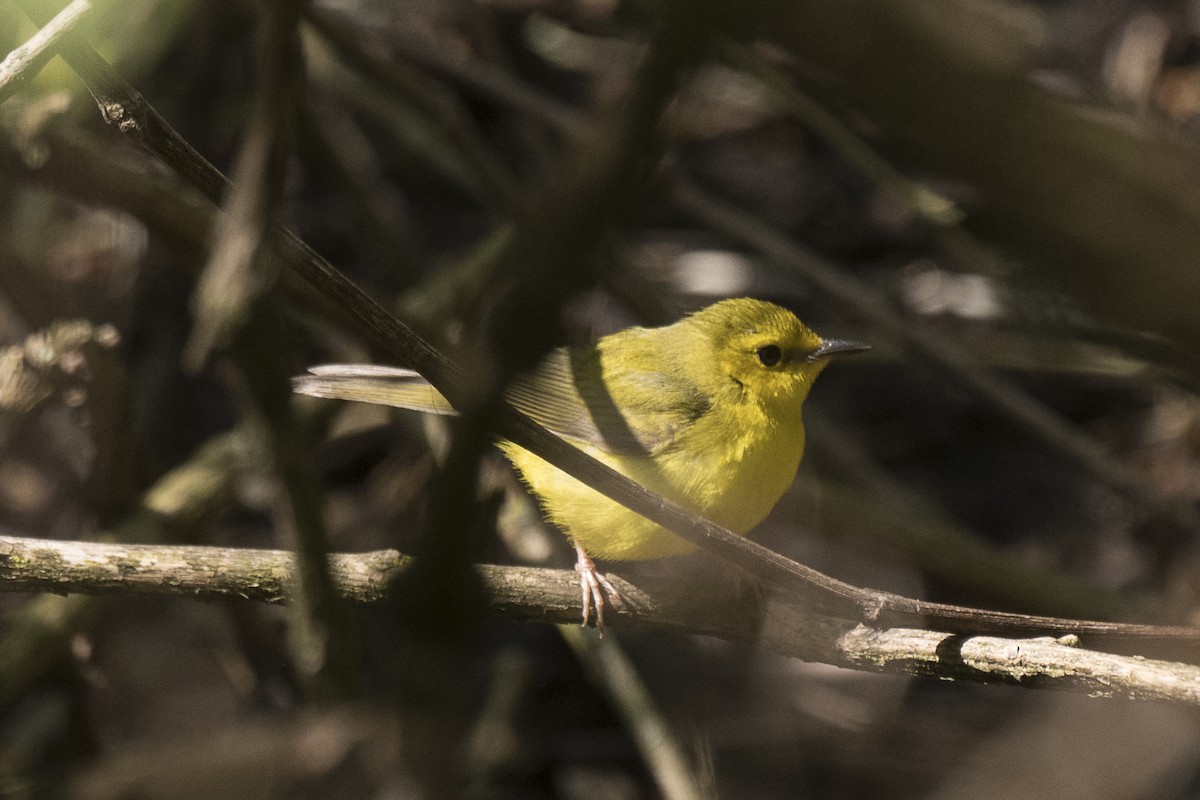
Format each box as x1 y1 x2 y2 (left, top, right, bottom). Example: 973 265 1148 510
182 4 298 368
3 533 1200 704
0 0 91 105
802 411 1160 624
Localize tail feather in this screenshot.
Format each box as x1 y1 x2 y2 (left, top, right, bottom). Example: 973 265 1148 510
292 365 457 415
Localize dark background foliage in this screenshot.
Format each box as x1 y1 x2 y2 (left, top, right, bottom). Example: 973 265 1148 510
3 0 1200 797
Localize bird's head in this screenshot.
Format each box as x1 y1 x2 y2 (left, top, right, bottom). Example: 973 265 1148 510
682 298 870 407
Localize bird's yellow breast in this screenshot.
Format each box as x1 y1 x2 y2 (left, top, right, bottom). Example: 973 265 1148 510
499 395 807 560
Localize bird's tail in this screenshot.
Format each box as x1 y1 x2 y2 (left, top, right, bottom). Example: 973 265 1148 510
292 364 457 415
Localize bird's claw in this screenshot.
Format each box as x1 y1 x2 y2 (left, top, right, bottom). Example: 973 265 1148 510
575 546 623 635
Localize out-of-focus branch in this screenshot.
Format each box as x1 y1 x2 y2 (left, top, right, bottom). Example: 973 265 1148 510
716 41 1015 280
561 626 714 800
766 0 1200 350
182 4 297 368
718 42 963 229
383 14 714 792
303 8 519 208
296 93 422 277
3 533 1200 704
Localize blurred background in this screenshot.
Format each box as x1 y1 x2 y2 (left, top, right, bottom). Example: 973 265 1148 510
4 0 1200 797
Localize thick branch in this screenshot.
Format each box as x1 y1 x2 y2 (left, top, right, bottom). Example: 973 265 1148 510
3 534 1200 705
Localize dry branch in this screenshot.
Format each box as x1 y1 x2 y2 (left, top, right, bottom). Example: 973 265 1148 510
3 533 1200 705
0 0 91 104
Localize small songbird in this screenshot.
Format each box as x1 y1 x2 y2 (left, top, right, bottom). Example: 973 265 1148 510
293 298 868 629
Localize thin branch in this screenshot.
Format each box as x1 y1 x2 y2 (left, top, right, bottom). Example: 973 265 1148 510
3 533 1200 704
0 124 372 336
0 0 91 105
802 411 1164 624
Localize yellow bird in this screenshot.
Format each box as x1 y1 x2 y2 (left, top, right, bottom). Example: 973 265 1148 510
294 298 868 628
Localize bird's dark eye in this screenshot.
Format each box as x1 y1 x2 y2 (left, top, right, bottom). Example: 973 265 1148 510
756 344 783 367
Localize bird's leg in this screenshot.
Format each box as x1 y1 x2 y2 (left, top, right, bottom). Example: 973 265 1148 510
574 544 623 634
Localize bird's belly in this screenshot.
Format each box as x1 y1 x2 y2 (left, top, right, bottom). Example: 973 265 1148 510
499 418 805 561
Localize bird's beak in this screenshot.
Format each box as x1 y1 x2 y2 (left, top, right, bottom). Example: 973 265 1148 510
806 338 872 362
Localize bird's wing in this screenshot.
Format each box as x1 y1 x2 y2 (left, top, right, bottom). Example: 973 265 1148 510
505 347 710 456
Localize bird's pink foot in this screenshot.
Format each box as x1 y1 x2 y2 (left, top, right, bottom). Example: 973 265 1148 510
574 545 623 635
